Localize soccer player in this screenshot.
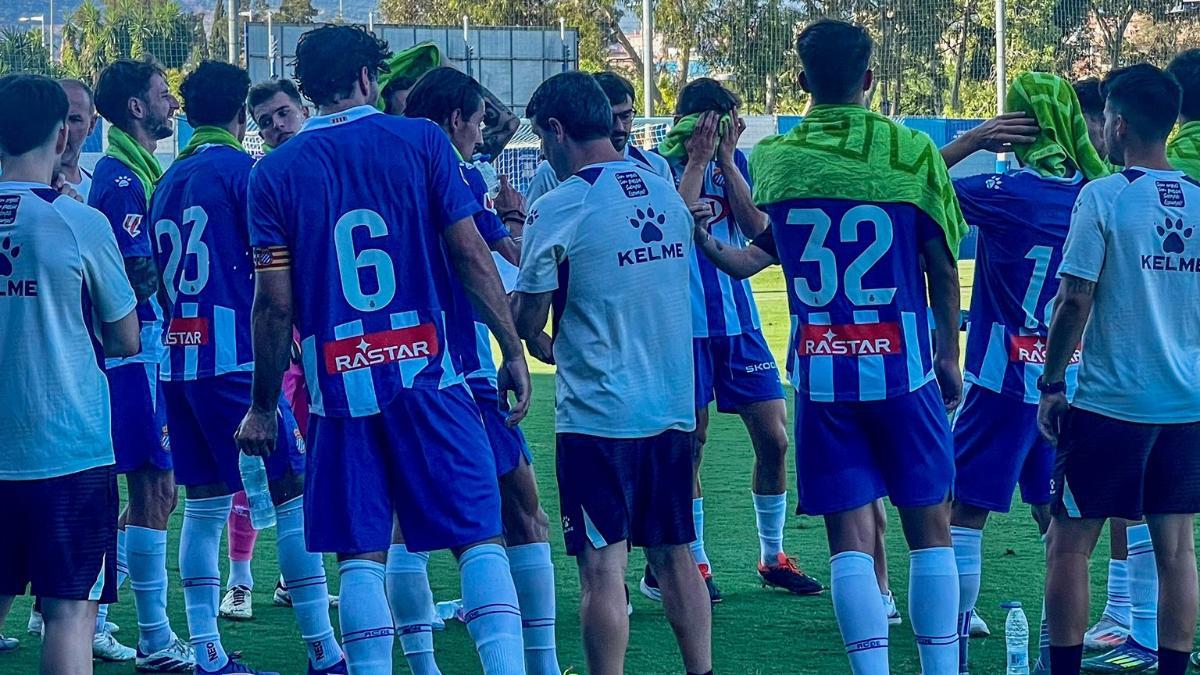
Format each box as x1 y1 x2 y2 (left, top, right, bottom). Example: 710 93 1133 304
247 79 308 152
524 71 673 203
392 65 560 675
940 72 1107 674
381 74 416 115
89 57 195 672
151 60 346 675
657 76 821 599
0 73 140 673
694 20 966 674
1039 64 1200 675
235 25 531 675
512 70 711 675
58 79 98 199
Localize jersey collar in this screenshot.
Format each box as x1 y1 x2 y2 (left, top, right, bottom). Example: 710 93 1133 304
300 105 382 135
1018 167 1085 185
0 181 51 190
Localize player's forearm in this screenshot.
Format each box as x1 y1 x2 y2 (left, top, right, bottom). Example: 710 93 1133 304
940 135 978 170
125 256 160 303
926 258 962 363
696 228 772 279
492 236 521 266
1043 278 1094 381
720 158 768 237
248 291 292 413
678 161 706 206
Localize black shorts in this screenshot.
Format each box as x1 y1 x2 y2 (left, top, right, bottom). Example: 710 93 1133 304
556 430 696 556
1051 407 1200 520
0 465 119 602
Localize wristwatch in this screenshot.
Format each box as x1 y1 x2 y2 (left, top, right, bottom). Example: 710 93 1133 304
1036 376 1067 395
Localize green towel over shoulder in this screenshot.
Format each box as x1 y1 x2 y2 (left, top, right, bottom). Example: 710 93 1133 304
1168 121 1200 179
1006 72 1109 181
177 125 245 161
106 125 163 203
750 104 969 259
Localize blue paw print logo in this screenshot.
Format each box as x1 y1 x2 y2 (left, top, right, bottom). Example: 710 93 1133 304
0 236 20 277
629 206 665 243
1157 217 1193 254
115 175 132 188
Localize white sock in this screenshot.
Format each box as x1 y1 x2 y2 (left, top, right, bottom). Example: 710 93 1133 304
339 559 395 675
508 543 560 675
831 551 890 674
385 544 441 675
276 497 343 670
1126 524 1158 651
227 560 254 591
459 544 525 675
689 497 710 567
180 496 232 671
753 492 787 566
910 547 960 675
127 525 174 653
95 528 128 634
951 526 982 673
1103 559 1132 626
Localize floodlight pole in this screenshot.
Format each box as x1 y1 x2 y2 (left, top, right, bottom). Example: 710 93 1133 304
995 0 1008 171
227 0 238 63
643 0 654 116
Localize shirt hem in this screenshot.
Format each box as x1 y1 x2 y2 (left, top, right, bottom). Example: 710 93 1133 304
1071 399 1200 425
0 457 114 482
554 421 698 438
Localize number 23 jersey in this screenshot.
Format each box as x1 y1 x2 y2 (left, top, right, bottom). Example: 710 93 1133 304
248 106 479 417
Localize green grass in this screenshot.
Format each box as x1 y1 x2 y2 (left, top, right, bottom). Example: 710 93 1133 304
1 262 1127 674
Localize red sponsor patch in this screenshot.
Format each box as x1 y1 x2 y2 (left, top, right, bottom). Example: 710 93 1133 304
323 324 440 374
165 317 210 346
797 322 903 356
1009 335 1082 365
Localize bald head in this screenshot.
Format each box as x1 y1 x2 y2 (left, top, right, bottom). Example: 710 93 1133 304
58 78 97 172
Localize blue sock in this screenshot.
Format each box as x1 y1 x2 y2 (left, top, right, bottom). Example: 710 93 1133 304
338 559 395 675
180 496 232 671
385 544 441 675
689 498 710 567
752 492 787 566
95 527 128 634
276 497 343 670
1127 524 1158 651
508 543 560 675
951 526 982 673
459 544 525 675
910 547 960 675
127 525 174 653
830 551 889 674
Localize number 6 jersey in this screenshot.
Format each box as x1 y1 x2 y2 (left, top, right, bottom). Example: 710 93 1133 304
248 106 480 417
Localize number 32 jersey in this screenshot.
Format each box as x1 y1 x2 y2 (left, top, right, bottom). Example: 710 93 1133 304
758 198 944 402
249 106 480 417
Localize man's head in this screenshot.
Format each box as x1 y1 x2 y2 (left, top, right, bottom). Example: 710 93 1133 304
0 75 69 175
293 25 390 111
1167 49 1200 124
1072 77 1106 156
796 20 873 105
381 75 417 115
248 79 307 148
1100 64 1181 166
593 71 637 151
527 72 613 180
675 77 741 119
403 67 485 159
58 79 96 169
94 58 178 141
180 60 251 140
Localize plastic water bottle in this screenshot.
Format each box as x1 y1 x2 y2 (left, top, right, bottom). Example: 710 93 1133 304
238 452 276 530
1003 601 1030 675
435 599 463 623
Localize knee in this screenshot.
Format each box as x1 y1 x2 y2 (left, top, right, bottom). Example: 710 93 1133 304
644 546 692 579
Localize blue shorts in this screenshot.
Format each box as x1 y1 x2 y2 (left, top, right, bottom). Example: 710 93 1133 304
953 385 1053 511
694 331 785 413
305 384 502 554
163 373 306 491
470 379 533 478
108 362 172 474
0 465 119 602
794 382 954 515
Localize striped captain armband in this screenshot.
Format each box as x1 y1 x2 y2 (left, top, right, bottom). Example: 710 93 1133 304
253 245 291 271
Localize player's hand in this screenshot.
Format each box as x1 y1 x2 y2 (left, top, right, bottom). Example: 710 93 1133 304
527 331 555 365
690 201 715 230
234 407 278 457
933 356 962 414
52 173 83 202
1037 391 1069 445
494 175 526 220
717 110 744 165
965 112 1040 153
496 355 532 427
685 111 720 163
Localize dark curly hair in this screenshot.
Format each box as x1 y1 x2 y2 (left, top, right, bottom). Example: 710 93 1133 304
180 60 250 127
293 25 390 107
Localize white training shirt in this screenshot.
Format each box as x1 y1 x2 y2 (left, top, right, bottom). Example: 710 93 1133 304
0 182 136 480
1059 167 1200 424
523 144 672 205
517 159 696 438
69 166 93 201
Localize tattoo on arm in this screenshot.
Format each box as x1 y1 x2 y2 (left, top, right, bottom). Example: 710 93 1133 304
1061 276 1096 297
124 256 159 303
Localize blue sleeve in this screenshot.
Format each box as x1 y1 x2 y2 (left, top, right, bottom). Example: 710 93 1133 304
88 174 150 259
425 124 481 230
462 166 510 245
247 160 289 248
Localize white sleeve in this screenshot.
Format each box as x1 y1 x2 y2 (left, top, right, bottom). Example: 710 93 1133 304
516 189 583 294
74 205 137 323
522 161 560 206
1058 183 1108 283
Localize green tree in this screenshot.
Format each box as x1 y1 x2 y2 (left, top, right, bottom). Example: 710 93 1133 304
0 28 55 76
57 0 199 85
277 0 318 23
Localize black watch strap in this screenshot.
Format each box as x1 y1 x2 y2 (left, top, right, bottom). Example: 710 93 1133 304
1037 376 1067 394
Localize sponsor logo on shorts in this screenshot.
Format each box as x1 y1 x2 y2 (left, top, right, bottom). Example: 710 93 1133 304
323 324 439 374
1142 217 1198 272
1156 181 1185 208
160 425 171 452
561 515 573 535
122 213 143 238
165 317 210 346
293 427 306 454
1008 335 1081 365
745 362 777 374
797 322 902 356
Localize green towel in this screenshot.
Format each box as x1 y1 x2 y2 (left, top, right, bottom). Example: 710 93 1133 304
1005 72 1110 181
750 104 969 260
1168 121 1200 179
106 125 163 203
657 113 731 161
177 125 245 161
376 42 442 110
